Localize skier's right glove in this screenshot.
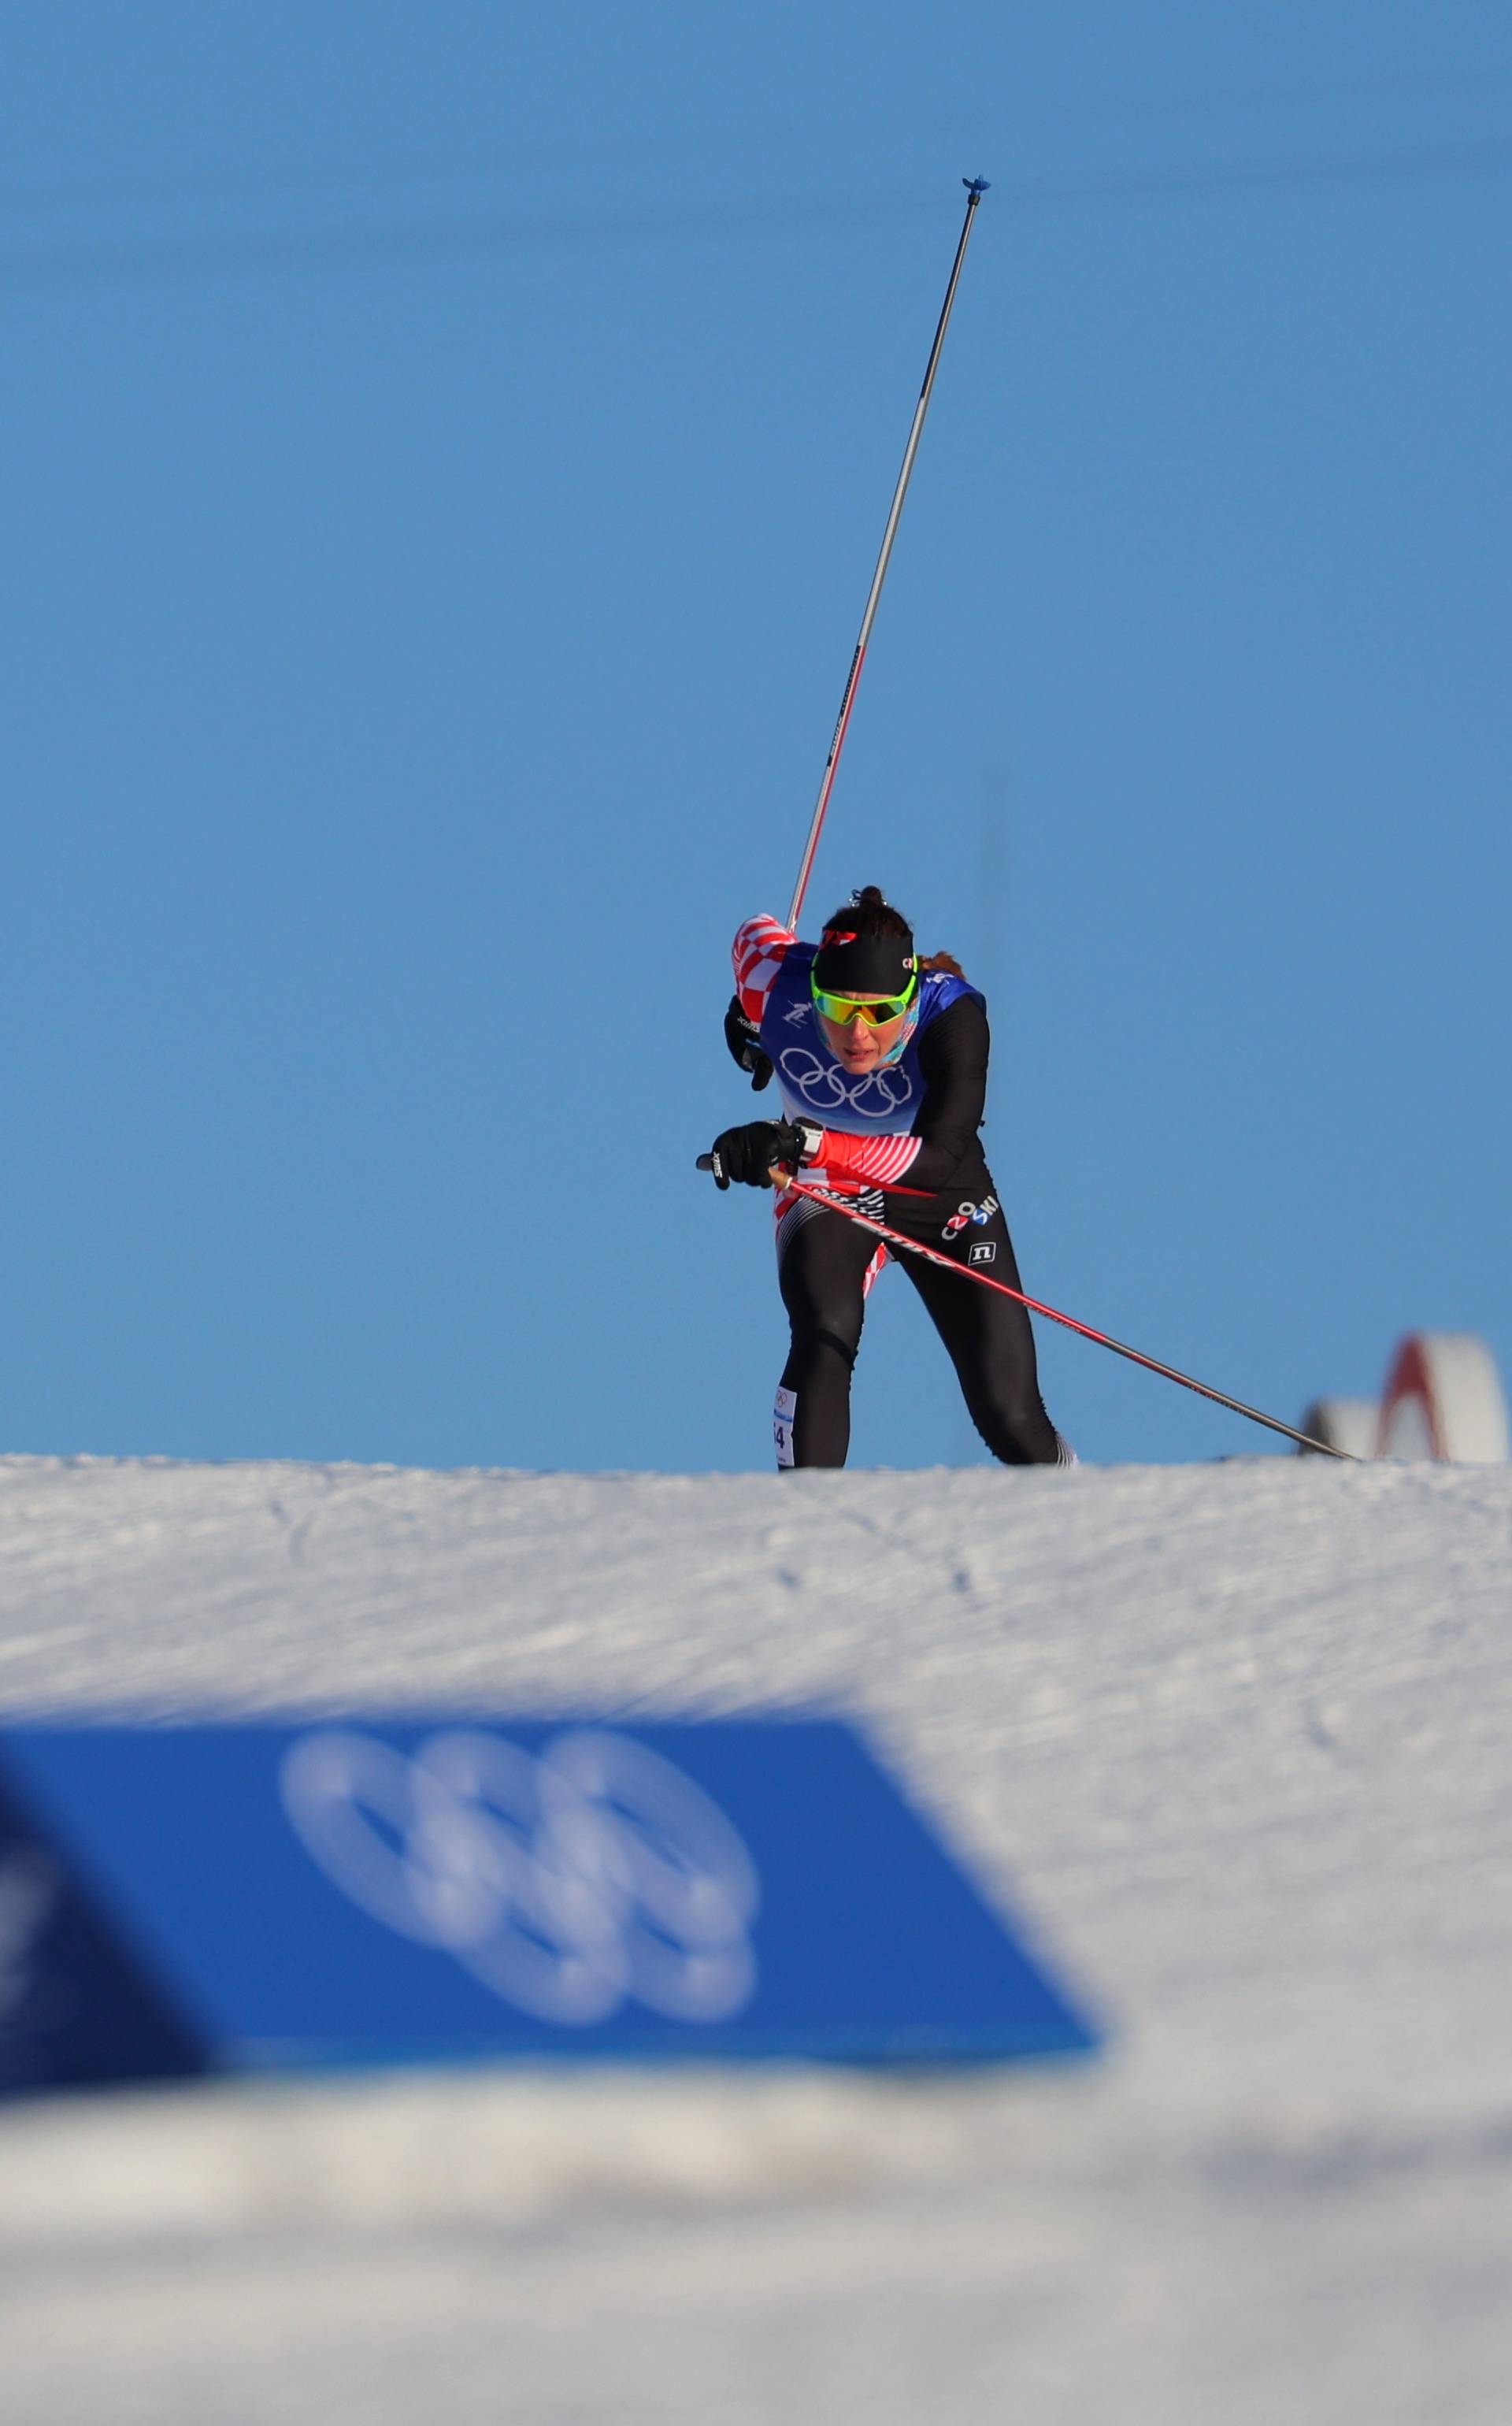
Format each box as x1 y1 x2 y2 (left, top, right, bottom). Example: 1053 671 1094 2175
723 995 773 1092
707 1119 818 1190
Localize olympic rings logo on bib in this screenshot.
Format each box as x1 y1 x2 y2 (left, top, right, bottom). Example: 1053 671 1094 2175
777 1047 913 1118
280 1727 761 2026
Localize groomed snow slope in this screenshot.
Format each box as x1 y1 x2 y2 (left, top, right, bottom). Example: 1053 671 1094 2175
2 1452 1510 2426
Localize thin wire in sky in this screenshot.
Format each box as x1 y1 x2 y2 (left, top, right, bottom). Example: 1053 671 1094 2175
2 66 1506 214
0 139 1507 289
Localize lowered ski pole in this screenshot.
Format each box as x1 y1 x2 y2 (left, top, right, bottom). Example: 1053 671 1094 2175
786 177 989 933
696 1161 1353 1459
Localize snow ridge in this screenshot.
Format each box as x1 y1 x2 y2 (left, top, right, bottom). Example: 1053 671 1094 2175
2 1452 1510 2424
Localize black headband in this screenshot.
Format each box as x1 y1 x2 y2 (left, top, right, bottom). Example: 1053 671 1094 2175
812 924 917 996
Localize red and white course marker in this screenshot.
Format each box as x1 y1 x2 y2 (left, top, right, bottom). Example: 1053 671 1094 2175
1300 1332 1509 1463
1376 1332 1510 1463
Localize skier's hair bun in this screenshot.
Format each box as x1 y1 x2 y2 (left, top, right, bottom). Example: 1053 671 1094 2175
823 886 966 981
826 885 910 941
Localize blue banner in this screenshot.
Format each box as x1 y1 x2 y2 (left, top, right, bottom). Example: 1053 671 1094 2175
0 1719 1099 2090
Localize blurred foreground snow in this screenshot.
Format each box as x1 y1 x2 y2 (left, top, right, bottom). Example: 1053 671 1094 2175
1 1452 1509 2424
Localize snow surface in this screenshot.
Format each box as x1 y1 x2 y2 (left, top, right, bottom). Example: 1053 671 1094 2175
2 1450 1510 2424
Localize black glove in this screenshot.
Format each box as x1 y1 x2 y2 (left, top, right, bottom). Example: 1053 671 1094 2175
723 994 773 1092
707 1119 818 1191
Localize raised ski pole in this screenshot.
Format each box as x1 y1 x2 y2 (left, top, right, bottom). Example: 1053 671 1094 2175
695 1162 1354 1459
785 177 990 933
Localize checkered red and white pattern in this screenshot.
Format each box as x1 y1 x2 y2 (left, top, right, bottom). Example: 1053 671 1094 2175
732 914 794 1023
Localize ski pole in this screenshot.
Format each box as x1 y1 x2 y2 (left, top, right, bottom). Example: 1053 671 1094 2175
786 177 990 933
696 1161 1353 1460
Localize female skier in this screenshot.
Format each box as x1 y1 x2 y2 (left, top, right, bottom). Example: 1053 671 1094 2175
706 886 1072 1470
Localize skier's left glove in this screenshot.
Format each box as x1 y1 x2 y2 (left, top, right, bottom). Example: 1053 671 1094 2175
707 1118 821 1191
723 995 773 1092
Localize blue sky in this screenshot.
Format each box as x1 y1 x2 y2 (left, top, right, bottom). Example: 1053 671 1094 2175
3 2 1508 1472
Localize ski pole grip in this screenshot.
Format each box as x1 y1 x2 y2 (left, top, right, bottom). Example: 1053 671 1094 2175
696 1154 715 1173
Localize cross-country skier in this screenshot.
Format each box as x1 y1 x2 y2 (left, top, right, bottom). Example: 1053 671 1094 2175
706 885 1072 1470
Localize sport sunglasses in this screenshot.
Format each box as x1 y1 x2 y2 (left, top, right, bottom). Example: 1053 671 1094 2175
811 974 918 1028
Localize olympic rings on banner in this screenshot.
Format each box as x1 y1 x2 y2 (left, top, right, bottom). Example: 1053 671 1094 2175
280 1727 761 2025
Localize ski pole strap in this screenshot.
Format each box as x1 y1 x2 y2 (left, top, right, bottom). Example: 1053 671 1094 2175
779 1175 1354 1461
